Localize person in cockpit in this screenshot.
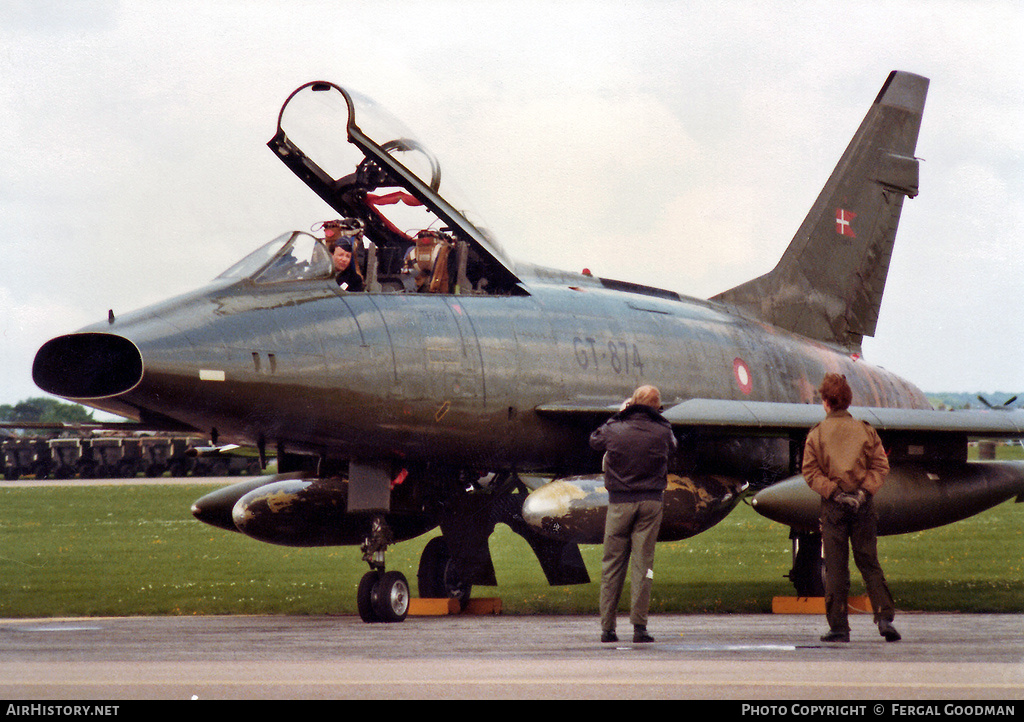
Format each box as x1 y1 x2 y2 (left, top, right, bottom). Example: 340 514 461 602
321 219 365 292
331 236 364 292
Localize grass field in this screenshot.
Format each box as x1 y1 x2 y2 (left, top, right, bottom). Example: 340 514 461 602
1 477 1021 618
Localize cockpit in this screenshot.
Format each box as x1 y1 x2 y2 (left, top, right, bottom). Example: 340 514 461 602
227 81 525 296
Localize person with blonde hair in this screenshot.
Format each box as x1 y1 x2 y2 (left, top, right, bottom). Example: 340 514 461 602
590 385 676 643
803 373 900 643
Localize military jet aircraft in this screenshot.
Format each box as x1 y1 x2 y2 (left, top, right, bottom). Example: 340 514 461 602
33 72 1024 622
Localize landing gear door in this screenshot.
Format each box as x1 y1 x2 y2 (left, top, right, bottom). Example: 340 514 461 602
348 460 391 513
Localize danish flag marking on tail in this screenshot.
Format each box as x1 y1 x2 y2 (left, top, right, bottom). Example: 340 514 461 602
836 208 857 237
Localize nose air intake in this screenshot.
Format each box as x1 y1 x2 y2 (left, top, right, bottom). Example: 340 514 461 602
33 332 143 399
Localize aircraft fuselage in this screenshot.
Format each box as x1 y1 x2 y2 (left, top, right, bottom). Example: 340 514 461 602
39 263 929 483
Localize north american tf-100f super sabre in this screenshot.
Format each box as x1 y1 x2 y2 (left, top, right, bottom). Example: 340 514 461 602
33 72 1024 622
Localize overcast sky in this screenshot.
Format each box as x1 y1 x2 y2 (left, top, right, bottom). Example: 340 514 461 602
1 0 1021 409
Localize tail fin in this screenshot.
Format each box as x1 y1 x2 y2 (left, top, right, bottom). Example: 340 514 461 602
712 71 929 352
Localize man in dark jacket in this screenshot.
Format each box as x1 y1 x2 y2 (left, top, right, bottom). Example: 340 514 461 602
590 385 677 643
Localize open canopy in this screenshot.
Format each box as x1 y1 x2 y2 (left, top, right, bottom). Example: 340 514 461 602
267 81 521 294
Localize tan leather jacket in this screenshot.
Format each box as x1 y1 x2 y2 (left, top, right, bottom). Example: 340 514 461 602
802 410 890 499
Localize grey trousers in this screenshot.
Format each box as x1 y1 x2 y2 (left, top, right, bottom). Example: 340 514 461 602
600 499 663 631
821 497 895 632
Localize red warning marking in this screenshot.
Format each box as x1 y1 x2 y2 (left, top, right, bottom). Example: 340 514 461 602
391 468 409 489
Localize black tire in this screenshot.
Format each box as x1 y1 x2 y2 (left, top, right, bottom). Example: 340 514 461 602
372 571 410 623
417 536 471 608
357 571 380 623
444 563 472 611
417 537 449 599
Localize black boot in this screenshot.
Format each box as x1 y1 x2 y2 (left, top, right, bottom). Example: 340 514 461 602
820 630 850 643
633 626 655 643
879 620 901 642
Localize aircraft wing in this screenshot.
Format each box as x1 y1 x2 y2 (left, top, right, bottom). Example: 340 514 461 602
536 398 1024 438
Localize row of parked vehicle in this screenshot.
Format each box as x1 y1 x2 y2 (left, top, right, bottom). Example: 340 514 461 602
1 434 263 480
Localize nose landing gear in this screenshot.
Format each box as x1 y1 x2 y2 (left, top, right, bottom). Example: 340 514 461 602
356 515 410 623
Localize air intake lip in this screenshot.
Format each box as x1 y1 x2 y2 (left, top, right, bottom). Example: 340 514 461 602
33 332 143 399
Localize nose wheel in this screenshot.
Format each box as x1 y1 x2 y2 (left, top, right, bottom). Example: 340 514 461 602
356 515 410 623
357 569 410 623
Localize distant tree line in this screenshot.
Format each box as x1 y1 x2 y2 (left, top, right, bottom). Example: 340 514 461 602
0 397 95 427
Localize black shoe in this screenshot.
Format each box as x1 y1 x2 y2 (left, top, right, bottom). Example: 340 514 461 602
820 630 850 643
633 627 655 643
879 621 901 642
601 630 618 643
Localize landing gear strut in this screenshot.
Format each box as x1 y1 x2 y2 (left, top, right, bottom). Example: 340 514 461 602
356 515 410 623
